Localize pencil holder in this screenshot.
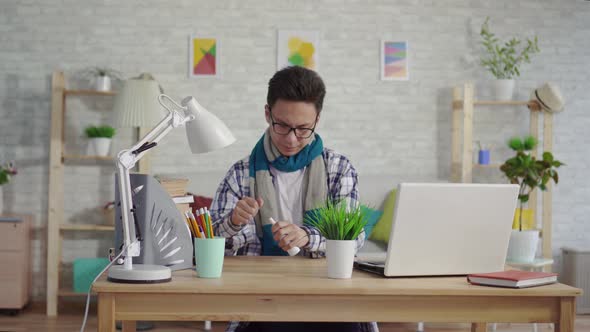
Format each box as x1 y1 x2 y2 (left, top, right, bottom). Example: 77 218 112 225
194 237 225 278
478 149 490 165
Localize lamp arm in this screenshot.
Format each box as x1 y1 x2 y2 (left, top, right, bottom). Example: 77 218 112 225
115 94 195 270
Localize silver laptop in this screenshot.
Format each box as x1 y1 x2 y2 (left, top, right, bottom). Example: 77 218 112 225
355 183 519 277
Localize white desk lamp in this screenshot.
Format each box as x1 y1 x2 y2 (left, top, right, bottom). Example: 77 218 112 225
109 80 235 283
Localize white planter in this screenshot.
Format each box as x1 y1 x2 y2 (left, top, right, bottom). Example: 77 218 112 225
0 186 3 214
86 138 112 156
95 76 112 92
506 230 539 263
326 240 356 279
492 79 515 100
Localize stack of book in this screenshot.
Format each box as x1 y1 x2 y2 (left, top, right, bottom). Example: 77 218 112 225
157 177 189 197
156 177 193 215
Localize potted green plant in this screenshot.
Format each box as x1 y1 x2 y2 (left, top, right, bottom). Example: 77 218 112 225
305 200 368 279
500 136 563 262
80 67 123 92
480 17 540 100
85 125 116 156
0 160 17 213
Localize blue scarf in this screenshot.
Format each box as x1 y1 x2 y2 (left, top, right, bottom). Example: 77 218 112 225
248 129 327 255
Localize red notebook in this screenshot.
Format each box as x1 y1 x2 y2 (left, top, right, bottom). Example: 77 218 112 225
467 270 558 288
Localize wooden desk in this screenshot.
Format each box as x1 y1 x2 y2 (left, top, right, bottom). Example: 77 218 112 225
93 256 582 332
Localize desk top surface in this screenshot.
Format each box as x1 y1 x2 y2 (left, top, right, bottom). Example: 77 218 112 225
93 256 581 297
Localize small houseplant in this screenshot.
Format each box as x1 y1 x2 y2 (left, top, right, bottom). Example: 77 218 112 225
305 200 368 278
85 125 116 156
79 67 123 92
500 136 563 262
480 17 540 100
0 160 17 213
0 161 17 186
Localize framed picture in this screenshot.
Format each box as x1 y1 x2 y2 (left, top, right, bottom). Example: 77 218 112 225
277 30 319 71
189 35 219 78
380 40 409 81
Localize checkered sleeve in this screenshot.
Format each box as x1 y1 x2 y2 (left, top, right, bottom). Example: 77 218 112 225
300 149 365 258
210 157 255 255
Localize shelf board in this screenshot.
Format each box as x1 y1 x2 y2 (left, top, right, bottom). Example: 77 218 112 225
63 154 115 162
474 100 530 106
60 224 115 231
64 89 116 96
58 288 95 297
453 100 541 111
473 163 502 169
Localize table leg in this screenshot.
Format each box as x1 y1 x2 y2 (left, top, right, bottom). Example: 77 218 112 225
98 293 115 332
556 297 575 332
471 322 487 332
122 321 136 332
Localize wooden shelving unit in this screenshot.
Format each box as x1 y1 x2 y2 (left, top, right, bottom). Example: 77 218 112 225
46 71 129 316
450 82 553 271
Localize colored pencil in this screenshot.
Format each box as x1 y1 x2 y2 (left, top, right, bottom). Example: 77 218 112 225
205 207 214 238
188 211 203 238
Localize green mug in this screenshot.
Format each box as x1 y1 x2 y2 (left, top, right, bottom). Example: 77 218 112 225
194 237 225 278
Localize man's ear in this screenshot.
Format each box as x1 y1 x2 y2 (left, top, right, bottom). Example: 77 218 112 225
265 105 271 125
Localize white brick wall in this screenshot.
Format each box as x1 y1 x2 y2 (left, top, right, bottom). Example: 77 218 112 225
0 0 589 299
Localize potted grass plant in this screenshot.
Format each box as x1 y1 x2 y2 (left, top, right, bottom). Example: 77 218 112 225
500 136 563 262
85 125 116 156
480 17 540 100
305 200 368 279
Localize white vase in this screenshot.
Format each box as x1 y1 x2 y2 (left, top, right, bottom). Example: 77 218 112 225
506 230 539 263
86 138 112 156
95 76 112 92
492 79 515 100
326 240 356 279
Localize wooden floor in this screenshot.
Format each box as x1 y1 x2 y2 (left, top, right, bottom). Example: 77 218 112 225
1 303 589 332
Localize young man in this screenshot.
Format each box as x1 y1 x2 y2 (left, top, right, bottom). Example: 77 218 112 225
211 66 376 332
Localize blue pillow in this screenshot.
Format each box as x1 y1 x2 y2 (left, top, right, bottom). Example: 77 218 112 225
361 205 383 238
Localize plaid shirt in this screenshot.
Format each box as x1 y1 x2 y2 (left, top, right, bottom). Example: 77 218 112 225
210 148 378 332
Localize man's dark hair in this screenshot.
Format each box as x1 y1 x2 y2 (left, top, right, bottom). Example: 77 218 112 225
267 66 326 114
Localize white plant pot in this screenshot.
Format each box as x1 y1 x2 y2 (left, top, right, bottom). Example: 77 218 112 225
506 230 539 263
95 76 112 92
326 240 356 279
492 79 515 100
87 138 112 156
0 186 3 214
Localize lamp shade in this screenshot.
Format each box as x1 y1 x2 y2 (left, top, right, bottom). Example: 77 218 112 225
181 97 236 153
112 79 164 127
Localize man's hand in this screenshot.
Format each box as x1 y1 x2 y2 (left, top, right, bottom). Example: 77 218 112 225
231 197 264 227
272 221 309 251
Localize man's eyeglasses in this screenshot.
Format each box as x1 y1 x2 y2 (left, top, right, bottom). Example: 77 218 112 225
269 111 317 139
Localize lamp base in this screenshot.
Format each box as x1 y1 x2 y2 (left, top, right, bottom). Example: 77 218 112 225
107 264 172 283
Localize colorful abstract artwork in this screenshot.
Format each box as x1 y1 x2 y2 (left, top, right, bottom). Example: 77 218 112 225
189 36 218 77
381 40 408 81
277 30 319 71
